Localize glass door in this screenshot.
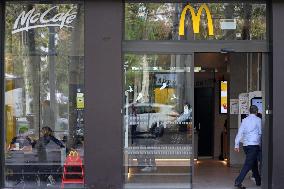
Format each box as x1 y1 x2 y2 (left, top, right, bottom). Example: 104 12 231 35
123 53 194 189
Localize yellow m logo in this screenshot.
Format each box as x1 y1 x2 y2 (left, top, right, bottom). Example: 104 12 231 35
179 4 214 36
69 150 79 157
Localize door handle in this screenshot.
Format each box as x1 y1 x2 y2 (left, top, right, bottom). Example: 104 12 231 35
198 123 201 130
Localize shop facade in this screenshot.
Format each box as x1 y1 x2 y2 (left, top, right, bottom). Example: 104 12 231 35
0 0 283 189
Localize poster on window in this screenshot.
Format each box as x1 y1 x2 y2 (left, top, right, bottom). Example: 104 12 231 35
220 81 228 114
239 93 250 114
155 74 177 87
230 99 239 114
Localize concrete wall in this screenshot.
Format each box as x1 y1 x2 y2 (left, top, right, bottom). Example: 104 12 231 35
85 1 123 188
272 1 284 189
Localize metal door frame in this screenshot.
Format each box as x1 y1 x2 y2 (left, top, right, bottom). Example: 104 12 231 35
122 51 195 189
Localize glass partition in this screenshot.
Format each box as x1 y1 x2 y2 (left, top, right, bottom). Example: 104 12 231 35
123 54 194 189
4 3 85 188
125 3 266 40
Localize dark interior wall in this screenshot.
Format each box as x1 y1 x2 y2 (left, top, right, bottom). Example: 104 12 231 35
228 53 248 166
194 53 229 159
194 72 228 159
272 1 284 189
85 1 123 189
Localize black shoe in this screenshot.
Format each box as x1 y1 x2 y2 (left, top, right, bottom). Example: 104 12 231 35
256 179 261 186
234 184 246 189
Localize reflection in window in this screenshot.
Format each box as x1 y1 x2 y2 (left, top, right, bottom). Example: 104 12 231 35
5 3 84 188
124 54 193 188
125 3 266 40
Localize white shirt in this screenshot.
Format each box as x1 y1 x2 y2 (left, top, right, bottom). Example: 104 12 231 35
235 114 262 148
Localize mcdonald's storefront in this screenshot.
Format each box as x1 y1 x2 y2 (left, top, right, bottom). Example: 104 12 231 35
1 0 284 189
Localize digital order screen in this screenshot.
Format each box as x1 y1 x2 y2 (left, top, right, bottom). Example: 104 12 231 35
251 98 262 114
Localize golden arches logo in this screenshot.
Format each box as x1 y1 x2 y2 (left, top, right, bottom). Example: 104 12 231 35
68 150 79 161
69 151 78 157
179 4 214 36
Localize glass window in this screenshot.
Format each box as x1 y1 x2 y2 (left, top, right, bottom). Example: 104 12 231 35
123 54 193 188
5 3 84 188
125 3 266 40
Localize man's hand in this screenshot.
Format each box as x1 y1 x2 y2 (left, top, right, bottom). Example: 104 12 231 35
234 148 240 153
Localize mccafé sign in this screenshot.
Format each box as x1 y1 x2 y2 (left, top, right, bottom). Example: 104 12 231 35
12 6 77 34
179 3 214 36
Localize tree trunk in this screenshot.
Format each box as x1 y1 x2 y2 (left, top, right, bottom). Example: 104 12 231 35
68 4 83 148
22 4 40 137
48 6 57 131
140 55 149 102
242 3 252 40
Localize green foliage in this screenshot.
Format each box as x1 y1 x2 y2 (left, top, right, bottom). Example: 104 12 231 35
5 3 84 99
125 3 267 40
125 3 172 40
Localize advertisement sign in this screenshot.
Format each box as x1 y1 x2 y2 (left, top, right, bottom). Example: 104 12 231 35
155 74 177 87
220 19 237 30
230 99 239 114
76 93 84 109
154 88 176 104
239 93 249 114
5 88 23 117
220 81 228 114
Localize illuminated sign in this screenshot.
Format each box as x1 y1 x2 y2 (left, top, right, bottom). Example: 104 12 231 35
179 3 214 36
220 81 228 114
12 6 77 34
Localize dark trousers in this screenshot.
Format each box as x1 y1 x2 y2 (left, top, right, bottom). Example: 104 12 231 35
258 145 262 176
235 145 261 186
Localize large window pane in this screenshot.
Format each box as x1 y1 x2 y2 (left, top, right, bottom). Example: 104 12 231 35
5 3 85 188
125 3 266 40
123 54 193 188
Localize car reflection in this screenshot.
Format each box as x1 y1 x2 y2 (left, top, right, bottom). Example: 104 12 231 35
126 103 179 132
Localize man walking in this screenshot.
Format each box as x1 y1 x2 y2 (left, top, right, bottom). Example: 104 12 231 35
234 105 261 189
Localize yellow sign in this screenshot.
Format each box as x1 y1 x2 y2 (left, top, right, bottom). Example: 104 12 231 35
76 92 84 109
154 88 175 105
179 3 214 36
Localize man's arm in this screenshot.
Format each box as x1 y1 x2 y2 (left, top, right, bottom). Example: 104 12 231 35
258 118 262 135
235 121 245 152
51 136 65 148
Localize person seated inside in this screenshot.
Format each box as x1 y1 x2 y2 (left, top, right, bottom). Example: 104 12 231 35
35 126 65 149
8 127 34 152
35 126 65 163
34 126 66 186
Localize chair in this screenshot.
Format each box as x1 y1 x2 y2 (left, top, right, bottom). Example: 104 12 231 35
61 150 84 189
